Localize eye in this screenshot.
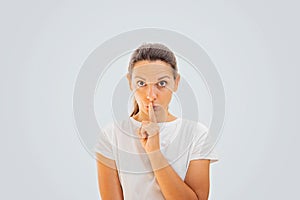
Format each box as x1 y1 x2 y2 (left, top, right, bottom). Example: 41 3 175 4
158 81 167 87
137 80 146 87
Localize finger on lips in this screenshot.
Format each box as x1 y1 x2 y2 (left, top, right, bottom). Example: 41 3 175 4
135 102 159 139
148 102 157 123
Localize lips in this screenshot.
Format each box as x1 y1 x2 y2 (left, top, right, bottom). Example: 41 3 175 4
146 104 159 110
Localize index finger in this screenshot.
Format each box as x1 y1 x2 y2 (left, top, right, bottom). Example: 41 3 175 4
148 102 157 123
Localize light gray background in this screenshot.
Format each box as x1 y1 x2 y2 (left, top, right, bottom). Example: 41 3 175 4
1 0 299 199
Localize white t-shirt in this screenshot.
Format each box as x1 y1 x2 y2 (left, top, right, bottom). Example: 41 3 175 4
94 116 219 200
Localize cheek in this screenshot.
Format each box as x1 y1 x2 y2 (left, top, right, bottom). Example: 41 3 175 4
160 91 173 102
134 90 145 102
133 88 172 103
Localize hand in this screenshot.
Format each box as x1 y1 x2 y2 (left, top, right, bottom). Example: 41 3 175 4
136 102 160 153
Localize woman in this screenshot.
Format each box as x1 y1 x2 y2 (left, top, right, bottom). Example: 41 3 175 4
95 43 219 200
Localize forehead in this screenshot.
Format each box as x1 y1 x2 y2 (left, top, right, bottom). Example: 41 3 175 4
132 60 174 79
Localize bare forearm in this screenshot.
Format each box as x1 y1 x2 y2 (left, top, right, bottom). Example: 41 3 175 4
148 151 198 200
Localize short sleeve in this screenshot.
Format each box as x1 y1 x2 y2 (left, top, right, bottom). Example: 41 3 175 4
190 123 219 164
93 123 115 160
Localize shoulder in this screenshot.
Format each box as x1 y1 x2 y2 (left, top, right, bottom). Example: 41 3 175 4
180 118 208 132
100 118 134 136
179 118 208 138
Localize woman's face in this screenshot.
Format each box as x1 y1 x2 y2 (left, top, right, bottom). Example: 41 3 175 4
127 60 180 120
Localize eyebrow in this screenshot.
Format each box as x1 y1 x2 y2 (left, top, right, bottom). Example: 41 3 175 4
133 76 146 80
158 75 171 80
133 75 171 80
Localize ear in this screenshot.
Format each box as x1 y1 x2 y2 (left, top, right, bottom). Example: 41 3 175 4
126 73 133 90
174 73 180 92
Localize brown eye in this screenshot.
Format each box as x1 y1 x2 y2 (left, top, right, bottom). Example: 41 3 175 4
158 81 167 87
137 80 146 87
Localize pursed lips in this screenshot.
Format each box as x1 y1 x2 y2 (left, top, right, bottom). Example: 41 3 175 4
146 104 159 109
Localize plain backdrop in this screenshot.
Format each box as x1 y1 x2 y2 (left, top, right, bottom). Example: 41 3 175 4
1 0 299 199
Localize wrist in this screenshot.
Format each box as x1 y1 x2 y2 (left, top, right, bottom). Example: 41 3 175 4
147 150 169 171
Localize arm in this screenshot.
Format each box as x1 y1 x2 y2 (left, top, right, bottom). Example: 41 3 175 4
148 151 210 200
96 152 124 200
139 104 211 199
184 159 210 200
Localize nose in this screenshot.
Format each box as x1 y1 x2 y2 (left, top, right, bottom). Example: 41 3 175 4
146 83 157 101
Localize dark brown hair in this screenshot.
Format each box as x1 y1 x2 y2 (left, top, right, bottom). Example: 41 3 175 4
128 43 178 117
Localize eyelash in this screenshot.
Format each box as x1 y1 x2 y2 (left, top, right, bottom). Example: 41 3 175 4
136 81 167 88
158 81 167 87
